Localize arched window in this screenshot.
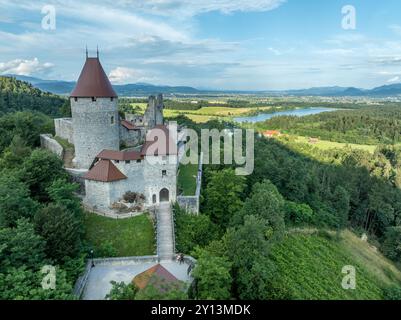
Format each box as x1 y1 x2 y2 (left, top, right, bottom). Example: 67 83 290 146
111 116 115 125
152 194 157 204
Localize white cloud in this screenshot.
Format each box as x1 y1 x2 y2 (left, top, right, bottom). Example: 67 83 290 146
108 67 157 84
109 67 139 83
107 0 286 16
0 57 54 75
387 76 400 83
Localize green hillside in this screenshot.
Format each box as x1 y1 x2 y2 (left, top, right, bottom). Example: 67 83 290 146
0 76 67 116
269 230 401 300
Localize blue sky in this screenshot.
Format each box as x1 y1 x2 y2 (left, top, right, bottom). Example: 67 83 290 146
1 0 401 90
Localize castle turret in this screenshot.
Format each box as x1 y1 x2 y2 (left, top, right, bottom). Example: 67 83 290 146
70 54 120 169
143 94 164 129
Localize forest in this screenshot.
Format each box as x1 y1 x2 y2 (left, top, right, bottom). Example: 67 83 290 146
254 104 401 145
167 115 401 300
0 77 69 117
0 79 84 299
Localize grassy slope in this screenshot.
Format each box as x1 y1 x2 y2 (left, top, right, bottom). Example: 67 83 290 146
294 136 377 153
269 230 401 300
84 213 155 257
178 163 198 195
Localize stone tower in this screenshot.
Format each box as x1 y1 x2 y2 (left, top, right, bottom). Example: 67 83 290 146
144 94 164 129
70 53 120 169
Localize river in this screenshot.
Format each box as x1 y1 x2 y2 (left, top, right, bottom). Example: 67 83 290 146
234 107 337 123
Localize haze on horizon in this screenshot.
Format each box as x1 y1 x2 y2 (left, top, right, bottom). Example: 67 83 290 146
1 0 401 91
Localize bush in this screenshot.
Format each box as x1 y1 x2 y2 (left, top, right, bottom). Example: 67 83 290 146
123 191 144 203
382 226 401 263
285 201 315 225
383 286 401 300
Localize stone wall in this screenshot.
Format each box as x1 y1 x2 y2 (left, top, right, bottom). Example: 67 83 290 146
177 196 199 214
125 113 144 126
177 152 203 214
119 126 143 147
65 168 87 194
84 180 112 210
71 97 120 169
143 155 177 206
54 118 74 144
40 134 64 159
143 94 164 128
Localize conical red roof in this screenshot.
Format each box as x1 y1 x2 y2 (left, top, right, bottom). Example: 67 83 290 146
70 57 117 98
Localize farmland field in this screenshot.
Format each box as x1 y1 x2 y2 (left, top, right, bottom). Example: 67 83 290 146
291 136 377 153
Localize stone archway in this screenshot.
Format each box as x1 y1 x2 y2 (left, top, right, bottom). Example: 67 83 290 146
159 188 169 202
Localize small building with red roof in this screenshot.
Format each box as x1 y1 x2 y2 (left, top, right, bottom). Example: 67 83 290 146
263 130 281 138
132 264 183 293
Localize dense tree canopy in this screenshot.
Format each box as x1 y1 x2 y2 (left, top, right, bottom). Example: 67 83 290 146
0 76 67 116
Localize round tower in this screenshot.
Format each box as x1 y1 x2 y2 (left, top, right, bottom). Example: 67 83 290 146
70 53 120 169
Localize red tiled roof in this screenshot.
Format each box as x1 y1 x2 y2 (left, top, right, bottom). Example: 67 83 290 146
263 130 281 136
70 57 117 98
83 159 127 182
96 149 143 161
121 120 137 130
141 125 177 156
133 264 179 290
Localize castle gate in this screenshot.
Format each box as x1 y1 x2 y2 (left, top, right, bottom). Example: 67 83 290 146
159 188 169 202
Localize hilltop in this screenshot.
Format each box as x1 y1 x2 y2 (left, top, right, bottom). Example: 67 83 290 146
7 74 401 97
0 76 67 116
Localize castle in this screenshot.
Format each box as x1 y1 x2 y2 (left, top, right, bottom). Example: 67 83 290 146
53 53 180 213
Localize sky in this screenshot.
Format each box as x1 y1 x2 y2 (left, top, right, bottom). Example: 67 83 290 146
1 0 401 90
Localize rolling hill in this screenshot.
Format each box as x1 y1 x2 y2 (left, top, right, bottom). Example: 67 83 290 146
5 74 401 97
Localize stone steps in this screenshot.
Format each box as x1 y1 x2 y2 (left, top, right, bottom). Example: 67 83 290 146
156 203 175 260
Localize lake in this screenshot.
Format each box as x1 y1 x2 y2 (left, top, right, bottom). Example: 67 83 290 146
234 107 337 123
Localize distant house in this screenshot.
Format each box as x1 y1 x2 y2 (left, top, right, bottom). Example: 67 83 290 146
308 137 319 144
263 130 281 138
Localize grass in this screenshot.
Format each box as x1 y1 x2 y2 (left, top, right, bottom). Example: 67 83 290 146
84 212 155 257
340 230 401 286
178 163 198 196
127 103 148 115
282 135 377 153
164 106 272 123
54 136 74 150
269 230 401 300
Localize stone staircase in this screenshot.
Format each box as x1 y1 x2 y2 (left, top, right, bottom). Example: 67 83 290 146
156 202 175 260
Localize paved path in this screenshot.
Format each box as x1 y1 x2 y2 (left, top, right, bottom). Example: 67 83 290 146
157 202 175 260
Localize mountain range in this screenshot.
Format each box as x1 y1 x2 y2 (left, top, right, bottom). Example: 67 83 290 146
4 74 401 97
